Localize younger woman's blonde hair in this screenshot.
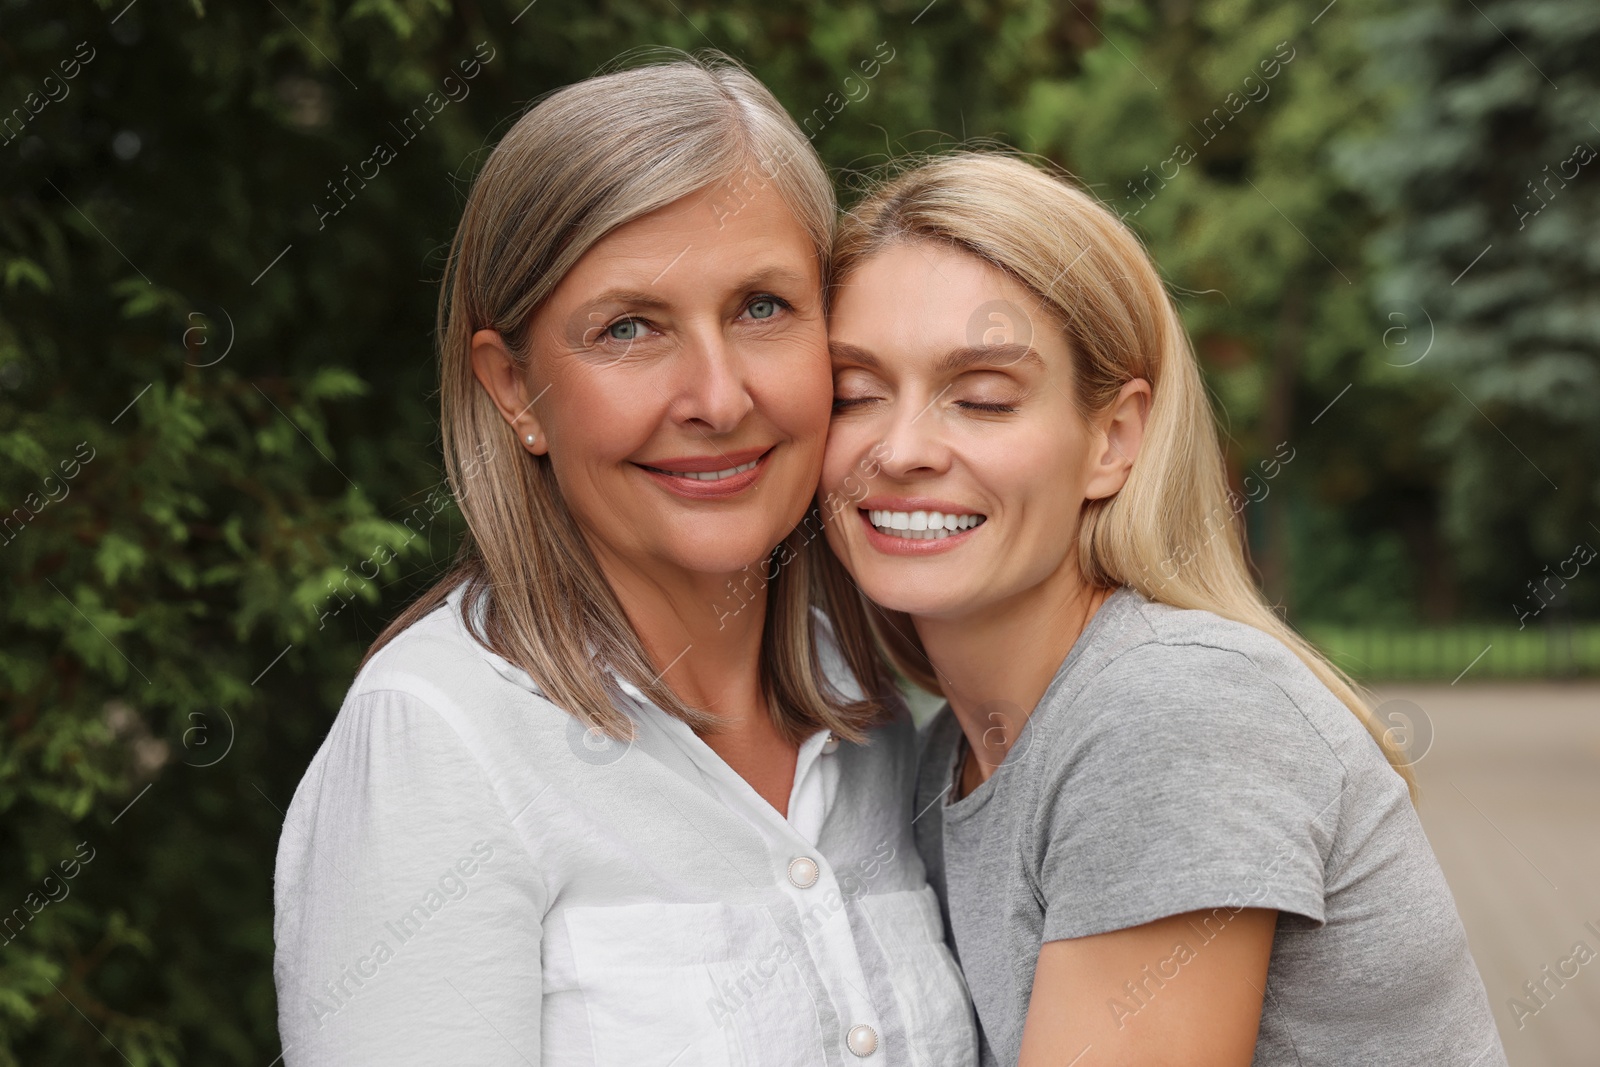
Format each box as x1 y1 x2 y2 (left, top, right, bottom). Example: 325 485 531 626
832 151 1415 797
366 51 892 745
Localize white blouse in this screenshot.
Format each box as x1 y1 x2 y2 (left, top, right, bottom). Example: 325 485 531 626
273 582 977 1066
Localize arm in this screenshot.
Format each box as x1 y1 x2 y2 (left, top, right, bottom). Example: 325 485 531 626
1019 908 1276 1067
273 689 546 1065
1022 643 1341 1066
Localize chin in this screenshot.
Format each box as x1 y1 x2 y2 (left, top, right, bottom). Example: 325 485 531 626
849 566 975 621
662 530 787 581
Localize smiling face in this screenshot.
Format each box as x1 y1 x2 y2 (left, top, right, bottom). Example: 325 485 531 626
472 180 830 585
822 240 1139 622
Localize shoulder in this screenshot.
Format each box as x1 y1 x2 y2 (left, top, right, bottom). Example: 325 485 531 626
1021 599 1366 933
1070 596 1357 744
347 582 580 747
305 583 519 779
1032 594 1373 801
295 686 487 805
1064 592 1305 694
300 584 579 820
355 582 523 699
285 633 551 871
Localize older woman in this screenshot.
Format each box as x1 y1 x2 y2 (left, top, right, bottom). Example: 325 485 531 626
271 56 975 1066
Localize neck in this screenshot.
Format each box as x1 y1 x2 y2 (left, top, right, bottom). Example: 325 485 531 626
589 542 771 729
916 562 1112 791
590 542 806 817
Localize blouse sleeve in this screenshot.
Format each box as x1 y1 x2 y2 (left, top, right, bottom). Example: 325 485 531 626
273 688 547 1065
1033 640 1345 943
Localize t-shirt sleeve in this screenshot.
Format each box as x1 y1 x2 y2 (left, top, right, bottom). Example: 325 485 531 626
1034 640 1342 943
273 688 548 1065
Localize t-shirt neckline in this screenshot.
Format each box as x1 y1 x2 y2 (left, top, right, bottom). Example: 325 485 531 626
941 585 1143 817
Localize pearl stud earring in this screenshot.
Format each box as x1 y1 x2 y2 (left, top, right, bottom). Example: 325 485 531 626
525 434 535 444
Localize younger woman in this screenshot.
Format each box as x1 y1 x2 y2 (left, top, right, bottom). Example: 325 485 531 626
820 152 1506 1066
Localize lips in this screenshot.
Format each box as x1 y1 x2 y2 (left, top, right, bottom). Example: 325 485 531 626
634 446 774 500
639 456 761 482
855 497 987 555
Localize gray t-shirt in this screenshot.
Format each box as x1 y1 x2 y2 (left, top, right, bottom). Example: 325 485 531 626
914 587 1507 1067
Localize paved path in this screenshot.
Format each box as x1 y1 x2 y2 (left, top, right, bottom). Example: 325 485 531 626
1374 682 1600 1067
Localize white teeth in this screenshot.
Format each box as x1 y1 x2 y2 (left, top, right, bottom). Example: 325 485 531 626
865 509 986 539
645 457 760 481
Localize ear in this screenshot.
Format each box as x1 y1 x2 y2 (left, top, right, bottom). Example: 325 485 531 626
469 328 549 455
1083 378 1151 501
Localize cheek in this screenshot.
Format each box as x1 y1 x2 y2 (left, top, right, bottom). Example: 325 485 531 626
753 337 833 440
822 508 855 570
545 370 665 469
994 422 1091 541
821 417 879 499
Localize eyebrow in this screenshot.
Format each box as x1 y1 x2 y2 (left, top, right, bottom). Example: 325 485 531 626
829 341 1045 373
578 268 815 314
580 289 672 313
937 344 1046 373
829 341 882 369
731 266 814 293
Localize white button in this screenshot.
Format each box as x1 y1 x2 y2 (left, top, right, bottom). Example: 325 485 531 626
822 732 840 754
846 1023 878 1057
787 856 820 888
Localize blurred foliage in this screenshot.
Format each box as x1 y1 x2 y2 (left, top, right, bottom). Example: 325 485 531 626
1343 0 1600 620
0 0 1593 1062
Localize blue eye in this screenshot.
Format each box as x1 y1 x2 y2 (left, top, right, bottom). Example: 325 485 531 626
748 298 778 320
606 319 644 341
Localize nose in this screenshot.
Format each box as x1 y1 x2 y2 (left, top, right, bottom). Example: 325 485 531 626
874 389 954 481
670 325 754 435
